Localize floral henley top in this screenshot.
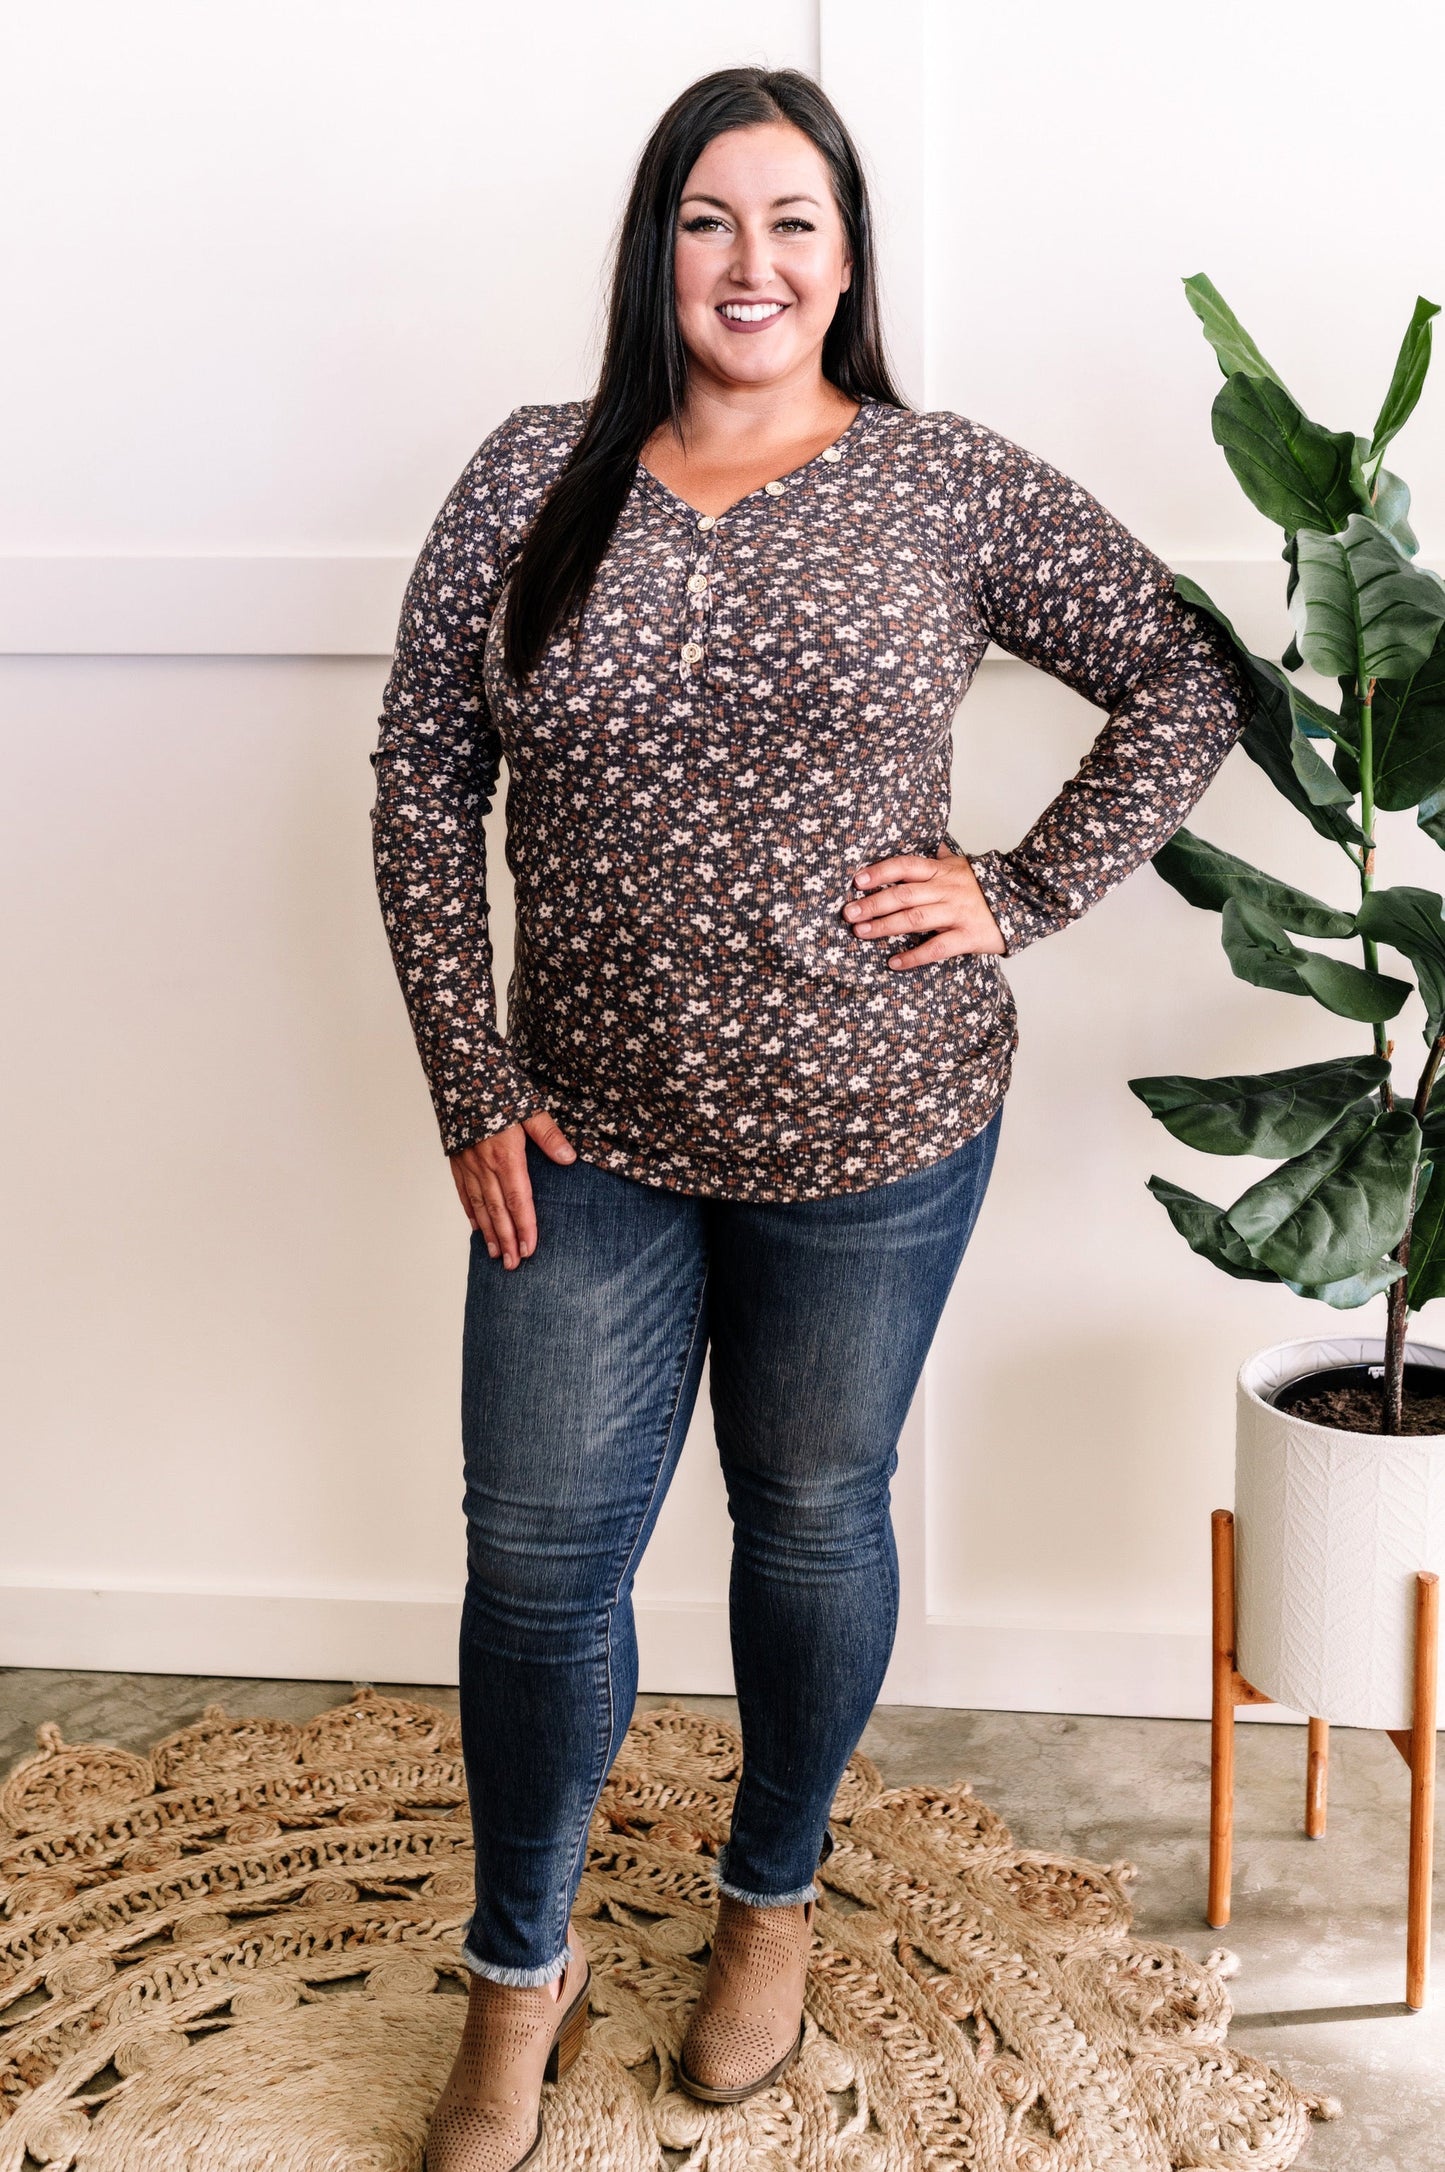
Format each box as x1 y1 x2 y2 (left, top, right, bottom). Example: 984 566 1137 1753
370 396 1250 1200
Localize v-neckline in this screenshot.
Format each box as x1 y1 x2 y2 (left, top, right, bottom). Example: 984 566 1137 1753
635 399 877 524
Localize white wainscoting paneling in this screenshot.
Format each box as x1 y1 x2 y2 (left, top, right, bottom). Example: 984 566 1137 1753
0 1583 1309 1722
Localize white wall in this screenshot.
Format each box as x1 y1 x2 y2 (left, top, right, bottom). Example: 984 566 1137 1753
917 0 1444 1706
3 0 1442 1714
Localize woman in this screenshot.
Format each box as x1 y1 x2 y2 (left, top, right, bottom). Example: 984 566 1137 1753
371 64 1250 2172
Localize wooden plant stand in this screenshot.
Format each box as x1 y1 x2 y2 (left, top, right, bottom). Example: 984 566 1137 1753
1208 1506 1439 2010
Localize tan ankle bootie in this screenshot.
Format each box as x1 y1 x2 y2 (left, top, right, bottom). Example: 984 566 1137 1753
677 1893 814 2103
422 1929 590 2172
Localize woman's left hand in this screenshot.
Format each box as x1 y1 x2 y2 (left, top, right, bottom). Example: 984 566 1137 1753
844 844 1007 965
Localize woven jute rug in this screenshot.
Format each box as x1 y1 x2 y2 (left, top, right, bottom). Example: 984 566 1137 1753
0 1689 1338 2170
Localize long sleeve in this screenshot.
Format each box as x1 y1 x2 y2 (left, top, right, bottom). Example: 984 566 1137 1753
370 408 548 1155
945 421 1252 956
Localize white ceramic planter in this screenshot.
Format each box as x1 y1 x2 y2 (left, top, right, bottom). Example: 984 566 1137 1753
1235 1335 1445 1730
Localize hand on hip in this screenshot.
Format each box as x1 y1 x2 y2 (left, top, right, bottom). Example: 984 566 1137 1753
450 1114 576 1267
843 845 1006 965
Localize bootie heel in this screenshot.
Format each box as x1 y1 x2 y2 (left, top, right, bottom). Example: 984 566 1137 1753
544 1979 591 2081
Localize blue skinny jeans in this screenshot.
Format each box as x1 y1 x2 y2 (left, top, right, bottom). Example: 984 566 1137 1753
457 1107 1002 1984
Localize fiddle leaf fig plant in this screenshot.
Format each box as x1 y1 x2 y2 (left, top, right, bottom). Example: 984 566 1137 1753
1131 277 1445 1432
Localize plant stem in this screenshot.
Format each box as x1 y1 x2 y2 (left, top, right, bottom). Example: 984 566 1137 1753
1384 1198 1411 1434
1415 1032 1445 1123
1357 665 1408 1434
1354 680 1394 1109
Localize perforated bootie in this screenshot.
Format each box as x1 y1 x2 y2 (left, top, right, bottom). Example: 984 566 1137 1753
677 1893 814 2103
422 1928 590 2172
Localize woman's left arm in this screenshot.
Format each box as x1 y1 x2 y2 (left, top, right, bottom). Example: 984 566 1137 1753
850 417 1252 964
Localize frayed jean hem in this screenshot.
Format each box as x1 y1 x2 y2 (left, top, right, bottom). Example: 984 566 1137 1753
712 1824 832 1909
713 1864 818 1908
461 1941 570 1988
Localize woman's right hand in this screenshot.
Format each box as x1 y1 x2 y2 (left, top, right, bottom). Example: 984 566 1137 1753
450 1112 577 1268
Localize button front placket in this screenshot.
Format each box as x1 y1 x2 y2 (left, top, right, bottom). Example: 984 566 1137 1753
676 466 792 687
679 507 722 684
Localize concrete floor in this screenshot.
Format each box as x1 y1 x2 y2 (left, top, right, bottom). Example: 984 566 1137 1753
2 1672 1440 2170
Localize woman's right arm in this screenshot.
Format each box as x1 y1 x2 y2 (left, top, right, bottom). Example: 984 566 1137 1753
370 409 575 1265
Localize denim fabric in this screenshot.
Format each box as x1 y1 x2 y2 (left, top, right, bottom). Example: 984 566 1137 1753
456 1108 1002 1983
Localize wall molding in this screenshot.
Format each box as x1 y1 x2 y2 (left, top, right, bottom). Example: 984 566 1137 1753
0 556 1320 659
0 556 415 658
0 1584 1308 1722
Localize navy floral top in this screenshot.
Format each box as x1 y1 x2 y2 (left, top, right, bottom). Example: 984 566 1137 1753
370 397 1249 1199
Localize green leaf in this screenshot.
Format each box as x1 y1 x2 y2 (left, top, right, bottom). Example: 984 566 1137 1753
1173 575 1364 848
1128 1054 1390 1156
1288 681 1341 739
1372 467 1420 557
1408 1163 1445 1307
1240 670 1364 844
1221 897 1411 1022
1421 1086 1445 1164
1226 1106 1421 1283
1291 515 1445 682
1145 1176 1281 1281
1290 724 1356 806
1183 275 1291 392
1285 665 1359 804
1367 296 1440 468
1282 530 1301 614
1419 787 1445 848
1339 621 1445 812
1355 885 1445 1041
1211 374 1368 534
1222 898 1308 996
1279 536 1306 668
1285 1256 1406 1307
1152 829 1355 937
1352 440 1422 557
1295 948 1410 1022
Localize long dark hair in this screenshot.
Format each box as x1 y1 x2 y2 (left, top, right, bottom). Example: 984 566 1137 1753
501 66 910 680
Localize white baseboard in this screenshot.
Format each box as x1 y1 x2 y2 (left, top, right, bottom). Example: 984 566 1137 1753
0 1584 1306 1723
0 1585 463 1690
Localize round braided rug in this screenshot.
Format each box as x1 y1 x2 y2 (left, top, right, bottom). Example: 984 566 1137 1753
0 1690 1337 2170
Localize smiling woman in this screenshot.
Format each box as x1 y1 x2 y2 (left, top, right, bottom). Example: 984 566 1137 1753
367 61 1254 2172
639 126 861 513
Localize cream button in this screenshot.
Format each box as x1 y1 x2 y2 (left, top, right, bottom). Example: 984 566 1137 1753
697 514 716 531
681 641 704 664
764 479 786 495
821 446 842 463
686 574 708 596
